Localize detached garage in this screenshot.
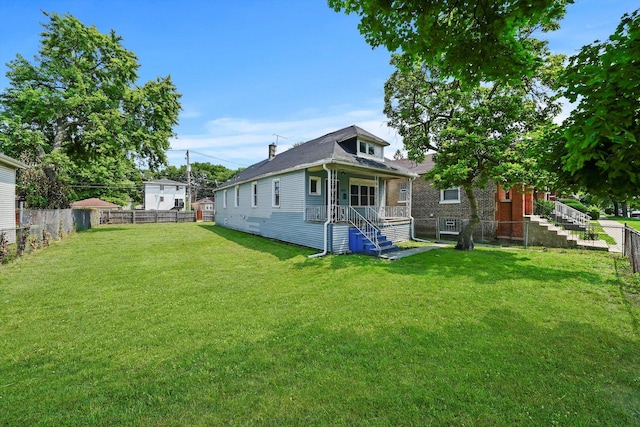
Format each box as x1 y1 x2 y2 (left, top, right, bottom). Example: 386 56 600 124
0 153 27 244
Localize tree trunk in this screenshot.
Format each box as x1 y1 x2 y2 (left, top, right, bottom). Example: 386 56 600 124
611 198 619 217
456 185 480 250
621 200 629 218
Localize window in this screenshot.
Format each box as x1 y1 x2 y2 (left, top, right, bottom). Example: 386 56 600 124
357 140 382 158
174 198 184 208
223 190 227 208
398 183 407 203
350 180 376 206
309 176 321 196
160 196 164 202
251 182 258 207
440 187 460 204
176 185 180 191
272 179 280 207
160 185 165 191
234 186 240 207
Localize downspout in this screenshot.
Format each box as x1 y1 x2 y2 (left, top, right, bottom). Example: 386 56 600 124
308 163 331 258
408 176 430 243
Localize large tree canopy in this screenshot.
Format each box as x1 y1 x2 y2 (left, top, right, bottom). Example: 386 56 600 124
329 0 571 86
0 12 181 207
552 9 640 201
384 55 560 249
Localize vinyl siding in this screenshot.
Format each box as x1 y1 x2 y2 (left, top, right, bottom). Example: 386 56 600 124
0 164 17 243
381 220 411 243
330 224 350 254
215 170 325 250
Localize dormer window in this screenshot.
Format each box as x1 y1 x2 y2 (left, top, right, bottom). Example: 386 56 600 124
357 140 383 159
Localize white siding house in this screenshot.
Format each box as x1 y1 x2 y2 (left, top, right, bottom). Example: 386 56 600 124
143 179 187 211
214 125 418 256
0 153 27 244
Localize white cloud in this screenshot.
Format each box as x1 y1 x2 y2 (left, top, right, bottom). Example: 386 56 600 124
168 108 405 168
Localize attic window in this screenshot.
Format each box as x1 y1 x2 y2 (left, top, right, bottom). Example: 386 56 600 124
357 140 382 159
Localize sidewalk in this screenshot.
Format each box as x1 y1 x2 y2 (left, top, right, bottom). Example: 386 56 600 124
598 218 625 253
381 243 451 261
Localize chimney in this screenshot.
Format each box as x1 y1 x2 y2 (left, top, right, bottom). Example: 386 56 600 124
268 143 276 160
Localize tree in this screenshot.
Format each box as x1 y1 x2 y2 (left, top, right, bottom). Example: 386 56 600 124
553 9 640 201
0 12 181 208
384 55 559 250
329 0 570 87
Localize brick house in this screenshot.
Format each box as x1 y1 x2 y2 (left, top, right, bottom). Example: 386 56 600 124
387 155 535 241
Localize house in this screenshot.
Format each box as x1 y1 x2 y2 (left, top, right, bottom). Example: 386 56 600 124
214 125 419 255
0 153 27 244
71 197 121 210
387 155 537 241
192 197 215 212
143 179 187 211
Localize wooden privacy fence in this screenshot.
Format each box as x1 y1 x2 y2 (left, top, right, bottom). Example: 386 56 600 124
99 210 207 224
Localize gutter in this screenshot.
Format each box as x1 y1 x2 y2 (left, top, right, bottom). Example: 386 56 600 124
308 163 331 258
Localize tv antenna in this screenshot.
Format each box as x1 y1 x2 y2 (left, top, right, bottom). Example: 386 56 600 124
273 133 288 145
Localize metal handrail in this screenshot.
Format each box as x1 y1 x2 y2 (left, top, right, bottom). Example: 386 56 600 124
348 206 380 252
553 201 590 228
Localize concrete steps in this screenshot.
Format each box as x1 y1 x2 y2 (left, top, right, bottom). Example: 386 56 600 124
525 215 609 251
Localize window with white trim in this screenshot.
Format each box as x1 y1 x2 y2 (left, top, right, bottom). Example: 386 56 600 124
309 176 321 196
234 186 240 207
251 182 258 207
440 187 460 204
272 179 280 207
398 182 407 203
357 140 383 159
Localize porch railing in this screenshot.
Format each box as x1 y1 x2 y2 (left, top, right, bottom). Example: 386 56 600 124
305 205 410 222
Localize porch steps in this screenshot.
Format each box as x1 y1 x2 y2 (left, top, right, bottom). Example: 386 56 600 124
525 215 609 251
350 229 398 256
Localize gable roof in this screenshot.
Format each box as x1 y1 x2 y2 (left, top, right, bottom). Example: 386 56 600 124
71 198 120 208
218 125 416 189
388 154 435 175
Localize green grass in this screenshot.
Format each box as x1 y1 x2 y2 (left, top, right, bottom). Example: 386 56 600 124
609 217 640 232
1 223 640 426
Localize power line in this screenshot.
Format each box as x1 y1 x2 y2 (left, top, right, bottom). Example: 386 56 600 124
167 149 247 167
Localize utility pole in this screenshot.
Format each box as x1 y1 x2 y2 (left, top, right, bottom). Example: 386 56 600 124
186 150 191 211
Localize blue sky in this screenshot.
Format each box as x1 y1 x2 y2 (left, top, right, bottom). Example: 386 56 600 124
0 0 636 170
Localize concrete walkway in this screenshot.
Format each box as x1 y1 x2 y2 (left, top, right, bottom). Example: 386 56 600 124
598 218 625 253
381 243 451 261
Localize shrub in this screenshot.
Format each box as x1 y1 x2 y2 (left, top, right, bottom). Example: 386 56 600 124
535 199 555 218
588 207 601 220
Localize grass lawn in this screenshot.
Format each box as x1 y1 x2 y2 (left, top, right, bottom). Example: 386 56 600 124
609 217 640 232
1 223 639 426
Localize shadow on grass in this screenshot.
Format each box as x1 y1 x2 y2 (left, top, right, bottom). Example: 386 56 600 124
197 224 316 261
80 226 130 233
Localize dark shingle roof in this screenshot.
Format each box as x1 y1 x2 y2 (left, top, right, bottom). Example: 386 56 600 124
218 125 416 188
387 154 435 175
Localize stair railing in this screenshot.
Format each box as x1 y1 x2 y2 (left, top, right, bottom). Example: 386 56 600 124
553 201 591 229
348 206 380 252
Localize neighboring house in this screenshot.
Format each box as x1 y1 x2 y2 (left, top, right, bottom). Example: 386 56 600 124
0 153 27 244
71 197 121 210
214 125 418 255
192 197 215 211
387 155 537 241
143 179 187 211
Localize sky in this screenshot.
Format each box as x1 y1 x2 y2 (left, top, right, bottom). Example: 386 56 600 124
0 0 637 170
